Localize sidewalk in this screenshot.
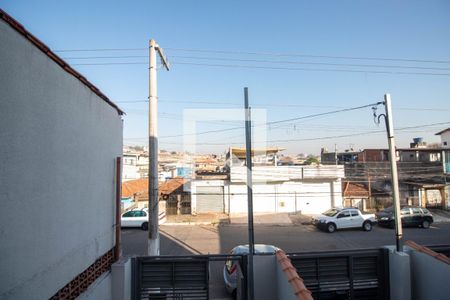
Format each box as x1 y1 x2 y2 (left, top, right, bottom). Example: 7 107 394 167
429 209 450 223
164 212 294 226
165 213 230 225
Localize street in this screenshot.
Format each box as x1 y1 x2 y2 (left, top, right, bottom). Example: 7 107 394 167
122 223 450 256
122 222 450 299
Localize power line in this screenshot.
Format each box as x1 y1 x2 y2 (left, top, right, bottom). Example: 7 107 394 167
55 46 450 65
165 47 450 65
62 54 450 71
173 61 450 77
169 55 450 71
152 121 450 145
159 102 383 139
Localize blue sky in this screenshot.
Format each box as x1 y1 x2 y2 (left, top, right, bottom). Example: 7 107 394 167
2 0 450 154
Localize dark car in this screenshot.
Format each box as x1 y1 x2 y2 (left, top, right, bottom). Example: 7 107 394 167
376 206 433 229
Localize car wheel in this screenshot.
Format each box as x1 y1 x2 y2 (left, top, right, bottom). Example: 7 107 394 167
389 221 395 229
231 289 237 300
141 222 149 231
327 223 336 233
421 220 430 229
363 221 372 231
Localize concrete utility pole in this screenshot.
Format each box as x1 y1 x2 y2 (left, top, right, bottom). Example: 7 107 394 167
383 94 403 252
148 39 169 256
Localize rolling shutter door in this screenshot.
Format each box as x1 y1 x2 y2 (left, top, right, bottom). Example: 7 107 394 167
196 186 224 213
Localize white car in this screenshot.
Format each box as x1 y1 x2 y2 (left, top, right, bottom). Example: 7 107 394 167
121 208 149 230
223 244 279 297
312 207 377 233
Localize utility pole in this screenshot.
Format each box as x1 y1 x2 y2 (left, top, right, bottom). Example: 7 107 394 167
383 94 403 252
148 39 169 256
244 87 255 300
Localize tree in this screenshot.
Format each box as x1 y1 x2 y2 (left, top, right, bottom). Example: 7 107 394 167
304 155 320 165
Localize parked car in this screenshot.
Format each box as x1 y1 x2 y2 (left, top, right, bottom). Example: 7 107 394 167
376 206 433 229
223 244 278 297
121 208 148 230
312 207 377 233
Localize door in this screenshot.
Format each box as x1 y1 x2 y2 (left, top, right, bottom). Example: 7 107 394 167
400 207 413 226
349 209 364 228
196 186 224 213
335 211 352 228
411 207 423 226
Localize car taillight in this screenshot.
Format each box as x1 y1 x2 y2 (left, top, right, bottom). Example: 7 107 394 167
229 264 237 274
225 259 237 274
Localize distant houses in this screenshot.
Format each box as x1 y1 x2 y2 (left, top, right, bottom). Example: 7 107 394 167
321 137 450 211
191 147 344 215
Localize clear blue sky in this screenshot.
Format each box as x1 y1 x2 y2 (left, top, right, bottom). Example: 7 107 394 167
3 0 450 155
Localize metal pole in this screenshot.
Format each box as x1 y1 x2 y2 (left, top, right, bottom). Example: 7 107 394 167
114 157 122 261
148 39 159 255
384 94 403 252
244 87 255 300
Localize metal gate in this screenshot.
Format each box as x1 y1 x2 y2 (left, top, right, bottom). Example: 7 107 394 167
132 256 209 299
289 248 390 300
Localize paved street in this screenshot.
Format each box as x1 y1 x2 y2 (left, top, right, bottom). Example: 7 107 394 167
122 223 450 256
122 222 450 299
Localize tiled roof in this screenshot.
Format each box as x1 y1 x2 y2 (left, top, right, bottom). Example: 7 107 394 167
121 177 188 199
0 9 124 115
159 177 188 195
276 250 313 300
342 181 369 198
122 178 148 198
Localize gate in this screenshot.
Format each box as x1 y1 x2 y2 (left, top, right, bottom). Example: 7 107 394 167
132 254 244 300
132 256 209 299
289 248 390 300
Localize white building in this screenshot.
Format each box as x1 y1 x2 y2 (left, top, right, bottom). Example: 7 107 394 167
191 165 345 215
436 128 450 149
0 10 122 299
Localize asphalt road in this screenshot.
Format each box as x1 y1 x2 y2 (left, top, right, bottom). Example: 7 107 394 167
122 223 450 299
122 222 450 256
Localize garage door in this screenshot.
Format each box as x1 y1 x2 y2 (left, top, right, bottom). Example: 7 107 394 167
196 186 224 213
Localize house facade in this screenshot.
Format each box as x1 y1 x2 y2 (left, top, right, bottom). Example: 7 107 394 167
191 148 345 215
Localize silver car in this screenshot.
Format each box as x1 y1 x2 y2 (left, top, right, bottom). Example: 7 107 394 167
223 244 279 297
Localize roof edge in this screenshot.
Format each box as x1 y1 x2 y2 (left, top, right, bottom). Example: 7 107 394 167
0 9 124 116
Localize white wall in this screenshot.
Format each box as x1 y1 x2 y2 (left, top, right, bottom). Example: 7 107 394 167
0 19 122 299
440 131 450 148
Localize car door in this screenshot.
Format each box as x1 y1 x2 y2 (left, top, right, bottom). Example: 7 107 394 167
121 211 136 227
335 211 352 228
349 209 364 228
400 207 412 226
411 207 423 226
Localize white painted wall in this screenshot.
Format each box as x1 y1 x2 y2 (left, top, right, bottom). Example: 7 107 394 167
0 19 122 299
439 131 450 148
192 178 342 215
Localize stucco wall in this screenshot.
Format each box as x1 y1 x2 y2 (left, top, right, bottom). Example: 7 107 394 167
409 251 450 300
0 19 122 299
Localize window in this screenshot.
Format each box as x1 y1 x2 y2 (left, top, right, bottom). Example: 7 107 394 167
401 208 411 215
350 210 359 216
444 141 448 146
412 207 421 214
337 211 351 218
122 211 135 217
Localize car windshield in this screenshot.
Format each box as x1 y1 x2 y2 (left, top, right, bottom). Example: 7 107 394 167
383 207 394 213
322 208 340 217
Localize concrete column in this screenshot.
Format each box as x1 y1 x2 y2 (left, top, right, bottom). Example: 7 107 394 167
385 246 411 300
